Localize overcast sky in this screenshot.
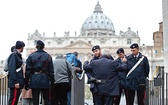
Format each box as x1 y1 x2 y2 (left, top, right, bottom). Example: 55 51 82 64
0 0 162 60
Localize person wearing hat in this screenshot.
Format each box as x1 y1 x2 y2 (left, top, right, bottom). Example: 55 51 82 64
84 45 102 105
25 40 55 105
113 48 129 105
8 41 25 105
91 45 101 59
126 43 150 105
51 53 72 105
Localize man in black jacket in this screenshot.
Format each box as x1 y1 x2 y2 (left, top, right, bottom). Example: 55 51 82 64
25 40 55 105
126 43 150 105
8 41 25 105
113 48 129 105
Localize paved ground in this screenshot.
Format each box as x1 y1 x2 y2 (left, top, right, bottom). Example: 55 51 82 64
85 96 138 105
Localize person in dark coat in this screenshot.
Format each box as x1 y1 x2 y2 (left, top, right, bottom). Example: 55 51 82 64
25 40 55 105
126 43 150 105
85 45 101 105
113 48 129 105
8 41 25 105
83 49 127 105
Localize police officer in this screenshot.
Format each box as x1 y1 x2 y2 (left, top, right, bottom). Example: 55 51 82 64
83 49 127 105
85 45 101 105
113 48 129 105
25 40 55 105
8 41 25 105
126 43 150 105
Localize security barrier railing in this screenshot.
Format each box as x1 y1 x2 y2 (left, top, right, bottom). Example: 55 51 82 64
3 66 168 105
146 66 168 105
0 74 8 105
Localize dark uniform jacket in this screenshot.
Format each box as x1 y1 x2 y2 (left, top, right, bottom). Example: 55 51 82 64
126 52 149 90
115 56 128 89
83 55 127 96
8 50 24 88
25 49 55 88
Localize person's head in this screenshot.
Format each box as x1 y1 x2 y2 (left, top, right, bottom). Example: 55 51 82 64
36 40 45 49
92 45 101 57
101 49 111 58
56 54 63 59
116 48 125 58
15 41 25 53
73 51 78 58
130 43 139 56
11 46 16 52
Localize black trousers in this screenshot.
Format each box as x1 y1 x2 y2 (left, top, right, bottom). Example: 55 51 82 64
113 88 129 105
32 88 51 105
51 83 70 105
127 89 146 105
8 88 21 105
94 93 113 105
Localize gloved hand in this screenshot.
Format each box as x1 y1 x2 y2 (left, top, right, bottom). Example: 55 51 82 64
84 61 89 65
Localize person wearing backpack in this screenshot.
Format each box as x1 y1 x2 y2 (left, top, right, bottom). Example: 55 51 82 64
126 43 150 105
4 45 16 72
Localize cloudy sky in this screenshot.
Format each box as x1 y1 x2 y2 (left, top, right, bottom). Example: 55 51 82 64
0 0 162 59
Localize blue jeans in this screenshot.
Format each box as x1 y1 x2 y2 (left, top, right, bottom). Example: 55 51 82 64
67 92 71 105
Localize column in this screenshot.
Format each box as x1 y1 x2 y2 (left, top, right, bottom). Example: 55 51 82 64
162 0 168 72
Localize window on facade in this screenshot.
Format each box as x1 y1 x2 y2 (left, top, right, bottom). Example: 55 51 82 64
58 42 62 45
89 22 91 28
101 41 105 44
70 41 73 44
155 49 158 54
34 40 37 45
113 41 116 45
127 39 131 44
48 41 51 46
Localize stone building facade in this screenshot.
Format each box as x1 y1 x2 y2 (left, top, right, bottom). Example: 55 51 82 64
153 22 163 58
26 2 140 62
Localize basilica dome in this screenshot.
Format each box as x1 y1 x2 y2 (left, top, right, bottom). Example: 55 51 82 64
80 2 115 36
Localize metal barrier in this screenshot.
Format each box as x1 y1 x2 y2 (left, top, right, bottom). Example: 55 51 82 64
71 67 85 105
0 74 8 105
146 66 168 105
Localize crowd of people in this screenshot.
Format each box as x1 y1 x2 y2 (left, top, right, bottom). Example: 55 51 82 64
84 44 149 105
5 39 149 105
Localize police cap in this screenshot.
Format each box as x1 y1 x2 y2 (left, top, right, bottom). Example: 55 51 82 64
36 40 45 47
116 48 124 54
130 43 139 49
92 45 100 51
